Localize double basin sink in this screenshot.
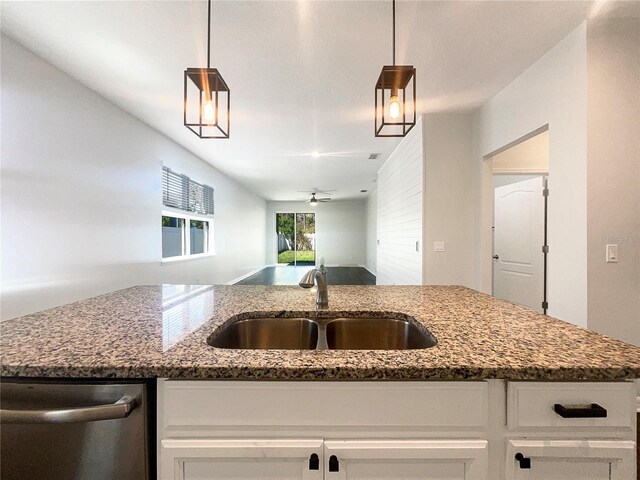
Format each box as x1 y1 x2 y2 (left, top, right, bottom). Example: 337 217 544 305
208 315 437 351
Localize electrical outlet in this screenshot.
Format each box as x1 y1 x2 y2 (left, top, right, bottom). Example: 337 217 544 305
434 241 445 252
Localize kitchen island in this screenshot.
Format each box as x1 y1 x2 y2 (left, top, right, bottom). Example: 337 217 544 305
2 284 639 480
2 284 640 380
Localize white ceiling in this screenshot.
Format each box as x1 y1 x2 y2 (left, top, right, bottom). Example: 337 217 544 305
1 1 593 201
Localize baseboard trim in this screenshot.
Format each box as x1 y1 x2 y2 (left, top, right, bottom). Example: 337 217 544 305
226 266 269 285
360 265 377 276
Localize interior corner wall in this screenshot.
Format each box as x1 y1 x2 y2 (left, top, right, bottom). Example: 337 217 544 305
422 113 475 287
365 190 378 275
265 201 366 267
586 11 640 345
474 23 588 327
1 35 267 321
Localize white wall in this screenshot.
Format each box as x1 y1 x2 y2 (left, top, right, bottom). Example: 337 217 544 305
491 130 549 174
422 113 475 287
492 175 542 189
586 10 640 345
474 23 588 327
365 190 377 275
376 119 423 285
265 201 366 267
1 35 267 321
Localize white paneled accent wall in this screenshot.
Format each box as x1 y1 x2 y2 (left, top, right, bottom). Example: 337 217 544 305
376 120 423 285
365 190 378 275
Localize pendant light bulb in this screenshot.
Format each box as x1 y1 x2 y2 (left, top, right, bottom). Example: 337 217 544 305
389 95 401 119
202 99 215 123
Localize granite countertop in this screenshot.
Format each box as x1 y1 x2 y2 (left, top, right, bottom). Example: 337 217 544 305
2 284 640 381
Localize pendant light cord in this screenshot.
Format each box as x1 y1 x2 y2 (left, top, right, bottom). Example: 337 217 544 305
207 0 211 69
392 0 396 66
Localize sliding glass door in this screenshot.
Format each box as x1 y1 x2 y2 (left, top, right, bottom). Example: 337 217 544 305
276 212 315 266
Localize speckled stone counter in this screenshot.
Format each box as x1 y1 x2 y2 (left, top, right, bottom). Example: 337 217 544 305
2 285 640 381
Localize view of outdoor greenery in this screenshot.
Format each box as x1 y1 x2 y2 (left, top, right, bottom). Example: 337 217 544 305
276 213 315 264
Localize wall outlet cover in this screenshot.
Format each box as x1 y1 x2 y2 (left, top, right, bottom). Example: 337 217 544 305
434 241 445 252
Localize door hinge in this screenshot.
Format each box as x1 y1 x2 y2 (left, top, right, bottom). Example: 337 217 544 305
542 245 549 253
542 301 549 310
543 188 549 197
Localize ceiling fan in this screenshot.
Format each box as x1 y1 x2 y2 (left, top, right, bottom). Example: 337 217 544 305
307 192 331 206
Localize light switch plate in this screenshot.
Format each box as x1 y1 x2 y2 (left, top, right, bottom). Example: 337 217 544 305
434 241 445 252
606 244 618 263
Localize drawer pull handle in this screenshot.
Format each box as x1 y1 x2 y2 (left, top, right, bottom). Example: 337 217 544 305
309 453 319 471
329 455 339 472
553 403 607 418
515 453 531 469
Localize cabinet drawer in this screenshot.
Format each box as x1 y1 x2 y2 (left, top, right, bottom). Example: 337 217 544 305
506 439 636 479
160 380 488 436
507 382 635 432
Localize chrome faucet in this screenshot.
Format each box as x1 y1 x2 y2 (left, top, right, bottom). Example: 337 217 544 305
299 259 328 307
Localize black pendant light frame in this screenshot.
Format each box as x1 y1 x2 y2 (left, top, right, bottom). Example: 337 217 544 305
184 0 230 139
375 0 416 138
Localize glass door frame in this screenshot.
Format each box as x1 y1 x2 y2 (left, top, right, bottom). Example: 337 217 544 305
274 211 317 267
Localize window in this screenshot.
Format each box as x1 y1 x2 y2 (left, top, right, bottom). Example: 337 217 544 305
162 167 214 260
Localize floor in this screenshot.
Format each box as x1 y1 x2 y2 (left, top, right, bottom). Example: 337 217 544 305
235 266 376 286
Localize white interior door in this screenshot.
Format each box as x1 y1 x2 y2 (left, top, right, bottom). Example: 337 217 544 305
493 176 545 312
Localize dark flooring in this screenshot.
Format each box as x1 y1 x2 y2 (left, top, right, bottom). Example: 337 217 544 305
235 266 376 286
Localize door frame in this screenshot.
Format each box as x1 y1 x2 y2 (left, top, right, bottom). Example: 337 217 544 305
491 174 549 313
482 125 550 307
274 211 317 267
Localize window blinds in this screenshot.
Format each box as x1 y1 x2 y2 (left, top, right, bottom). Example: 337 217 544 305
162 166 214 215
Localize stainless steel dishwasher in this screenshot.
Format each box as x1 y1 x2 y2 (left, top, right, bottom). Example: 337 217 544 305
1 379 150 480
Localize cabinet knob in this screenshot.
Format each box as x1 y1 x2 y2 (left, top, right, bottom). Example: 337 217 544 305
515 452 531 469
492 255 499 260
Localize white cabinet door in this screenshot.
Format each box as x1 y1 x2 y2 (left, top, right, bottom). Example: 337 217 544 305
507 440 636 480
161 439 323 480
324 440 488 480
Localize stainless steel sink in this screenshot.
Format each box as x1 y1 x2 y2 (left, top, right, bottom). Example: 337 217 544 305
208 318 319 350
209 315 436 350
326 317 436 350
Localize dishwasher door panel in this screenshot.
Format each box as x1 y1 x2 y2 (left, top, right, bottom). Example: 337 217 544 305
1 381 148 480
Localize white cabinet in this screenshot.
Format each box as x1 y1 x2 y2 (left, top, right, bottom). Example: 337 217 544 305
160 439 324 480
504 382 637 479
324 440 488 480
157 380 637 480
160 438 488 480
506 440 636 480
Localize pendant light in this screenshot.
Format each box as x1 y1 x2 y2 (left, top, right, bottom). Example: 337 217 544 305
374 0 416 137
184 0 230 139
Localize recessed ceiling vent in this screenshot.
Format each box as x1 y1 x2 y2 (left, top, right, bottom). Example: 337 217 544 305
369 153 381 160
